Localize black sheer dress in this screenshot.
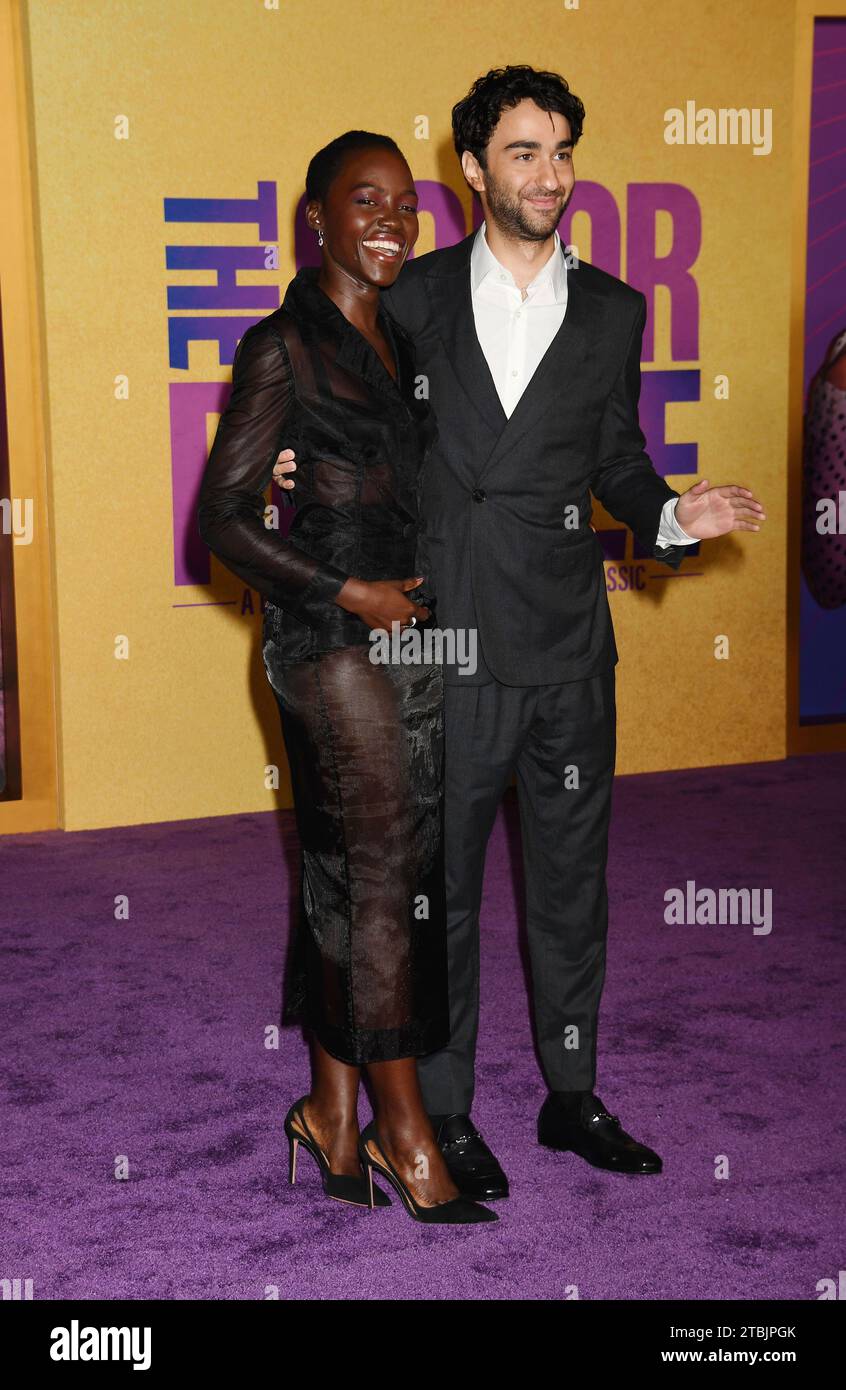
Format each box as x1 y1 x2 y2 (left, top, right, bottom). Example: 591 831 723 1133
197 266 449 1065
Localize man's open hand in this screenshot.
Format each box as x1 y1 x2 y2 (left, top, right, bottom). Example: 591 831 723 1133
675 479 766 540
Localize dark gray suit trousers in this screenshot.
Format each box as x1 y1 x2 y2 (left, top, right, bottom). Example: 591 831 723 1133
416 663 617 1115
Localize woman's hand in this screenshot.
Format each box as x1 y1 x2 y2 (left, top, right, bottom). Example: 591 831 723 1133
336 576 430 630
275 450 428 628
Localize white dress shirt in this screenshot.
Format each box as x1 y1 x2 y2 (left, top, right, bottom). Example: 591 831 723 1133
469 223 697 550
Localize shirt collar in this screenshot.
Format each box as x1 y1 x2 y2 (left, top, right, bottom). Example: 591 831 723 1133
470 221 567 302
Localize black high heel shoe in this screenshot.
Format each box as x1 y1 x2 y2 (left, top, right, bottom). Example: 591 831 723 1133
357 1121 498 1224
284 1098 391 1208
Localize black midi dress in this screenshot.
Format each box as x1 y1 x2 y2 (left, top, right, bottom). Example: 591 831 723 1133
197 266 449 1065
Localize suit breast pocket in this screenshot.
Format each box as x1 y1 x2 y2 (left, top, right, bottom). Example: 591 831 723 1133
544 532 603 577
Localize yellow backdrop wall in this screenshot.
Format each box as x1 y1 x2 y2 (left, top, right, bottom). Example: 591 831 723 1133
19 0 793 829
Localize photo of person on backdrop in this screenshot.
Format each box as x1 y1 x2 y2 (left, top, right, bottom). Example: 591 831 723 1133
802 326 846 610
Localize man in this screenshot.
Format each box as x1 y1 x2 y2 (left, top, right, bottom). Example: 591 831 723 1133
274 66 765 1199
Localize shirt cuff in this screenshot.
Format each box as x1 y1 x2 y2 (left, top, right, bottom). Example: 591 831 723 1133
655 496 698 548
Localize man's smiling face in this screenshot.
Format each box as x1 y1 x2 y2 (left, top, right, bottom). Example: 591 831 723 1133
463 98 576 242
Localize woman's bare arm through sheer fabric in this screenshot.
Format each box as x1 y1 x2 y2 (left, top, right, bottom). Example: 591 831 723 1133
197 325 350 624
197 324 429 629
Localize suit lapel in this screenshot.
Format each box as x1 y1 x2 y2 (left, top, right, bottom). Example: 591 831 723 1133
425 235 507 439
475 254 594 482
425 237 597 481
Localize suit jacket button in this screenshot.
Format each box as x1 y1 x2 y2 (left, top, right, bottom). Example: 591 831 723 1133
472 488 487 503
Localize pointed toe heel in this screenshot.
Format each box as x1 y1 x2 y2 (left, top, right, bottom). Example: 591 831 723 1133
283 1097 391 1208
357 1122 498 1224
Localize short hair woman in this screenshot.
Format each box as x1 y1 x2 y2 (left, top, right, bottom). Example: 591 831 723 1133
198 131 496 1225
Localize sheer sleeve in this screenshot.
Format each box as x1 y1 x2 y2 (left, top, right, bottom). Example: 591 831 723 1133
197 324 350 623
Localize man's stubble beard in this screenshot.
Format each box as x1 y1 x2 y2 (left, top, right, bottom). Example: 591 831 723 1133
482 168 574 243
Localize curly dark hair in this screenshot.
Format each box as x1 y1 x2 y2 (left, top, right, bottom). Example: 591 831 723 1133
305 130 406 202
452 65 585 167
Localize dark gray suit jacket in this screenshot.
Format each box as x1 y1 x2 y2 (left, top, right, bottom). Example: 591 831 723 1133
381 232 687 686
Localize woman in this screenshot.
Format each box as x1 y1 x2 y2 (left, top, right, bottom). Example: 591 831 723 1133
802 327 846 609
197 131 495 1225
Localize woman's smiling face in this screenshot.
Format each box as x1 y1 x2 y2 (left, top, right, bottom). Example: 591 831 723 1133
308 146 419 290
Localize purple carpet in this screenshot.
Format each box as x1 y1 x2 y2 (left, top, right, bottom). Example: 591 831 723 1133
2 754 844 1300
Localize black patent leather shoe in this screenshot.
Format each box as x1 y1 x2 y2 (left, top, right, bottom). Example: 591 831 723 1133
431 1113 510 1200
537 1092 662 1174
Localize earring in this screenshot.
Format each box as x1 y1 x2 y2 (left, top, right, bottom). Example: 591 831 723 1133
317 229 324 246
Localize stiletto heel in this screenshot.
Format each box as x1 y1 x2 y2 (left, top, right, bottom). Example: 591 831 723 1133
357 1122 498 1224
366 1156 375 1210
283 1097 391 1209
